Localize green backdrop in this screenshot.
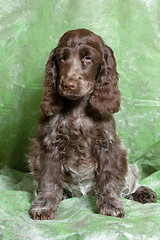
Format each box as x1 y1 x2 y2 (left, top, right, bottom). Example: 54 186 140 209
0 0 160 239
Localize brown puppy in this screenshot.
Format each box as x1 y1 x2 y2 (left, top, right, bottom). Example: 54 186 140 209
29 29 157 220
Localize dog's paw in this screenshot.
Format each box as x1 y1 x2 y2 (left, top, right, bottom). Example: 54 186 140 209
29 195 57 220
29 205 55 220
99 202 125 218
129 186 157 204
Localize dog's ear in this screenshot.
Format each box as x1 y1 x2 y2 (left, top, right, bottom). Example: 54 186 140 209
40 48 63 116
90 45 121 114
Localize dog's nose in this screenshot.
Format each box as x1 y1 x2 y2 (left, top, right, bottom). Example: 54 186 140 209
63 80 77 90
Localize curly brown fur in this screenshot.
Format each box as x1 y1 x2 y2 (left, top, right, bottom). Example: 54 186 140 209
29 29 157 220
126 186 157 204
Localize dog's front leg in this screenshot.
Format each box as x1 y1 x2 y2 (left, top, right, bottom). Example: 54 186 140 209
29 152 63 220
96 143 128 218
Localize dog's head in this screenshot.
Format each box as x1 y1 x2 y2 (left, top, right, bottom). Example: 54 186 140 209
41 29 121 116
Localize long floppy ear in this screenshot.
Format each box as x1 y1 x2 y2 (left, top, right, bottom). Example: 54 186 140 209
40 48 63 116
90 45 121 114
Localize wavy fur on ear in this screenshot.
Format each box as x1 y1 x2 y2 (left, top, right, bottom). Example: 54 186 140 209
40 49 63 116
90 45 121 114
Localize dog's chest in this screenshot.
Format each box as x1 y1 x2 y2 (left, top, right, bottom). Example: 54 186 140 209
48 112 97 196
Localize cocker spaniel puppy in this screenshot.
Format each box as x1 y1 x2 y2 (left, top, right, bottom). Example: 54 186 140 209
29 29 157 220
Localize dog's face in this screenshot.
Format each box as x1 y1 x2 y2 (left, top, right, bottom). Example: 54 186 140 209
41 29 120 116
56 29 103 100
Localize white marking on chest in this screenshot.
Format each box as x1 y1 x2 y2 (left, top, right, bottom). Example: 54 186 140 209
62 163 96 197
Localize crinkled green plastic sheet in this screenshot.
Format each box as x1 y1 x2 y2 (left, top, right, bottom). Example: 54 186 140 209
0 0 160 239
0 167 160 240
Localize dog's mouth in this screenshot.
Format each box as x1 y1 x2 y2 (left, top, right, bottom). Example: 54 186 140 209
58 85 80 99
58 82 94 100
58 91 85 100
62 94 82 100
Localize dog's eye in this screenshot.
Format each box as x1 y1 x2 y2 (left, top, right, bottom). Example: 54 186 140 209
83 56 92 63
58 57 66 62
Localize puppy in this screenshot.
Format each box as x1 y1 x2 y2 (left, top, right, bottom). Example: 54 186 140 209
29 29 157 220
